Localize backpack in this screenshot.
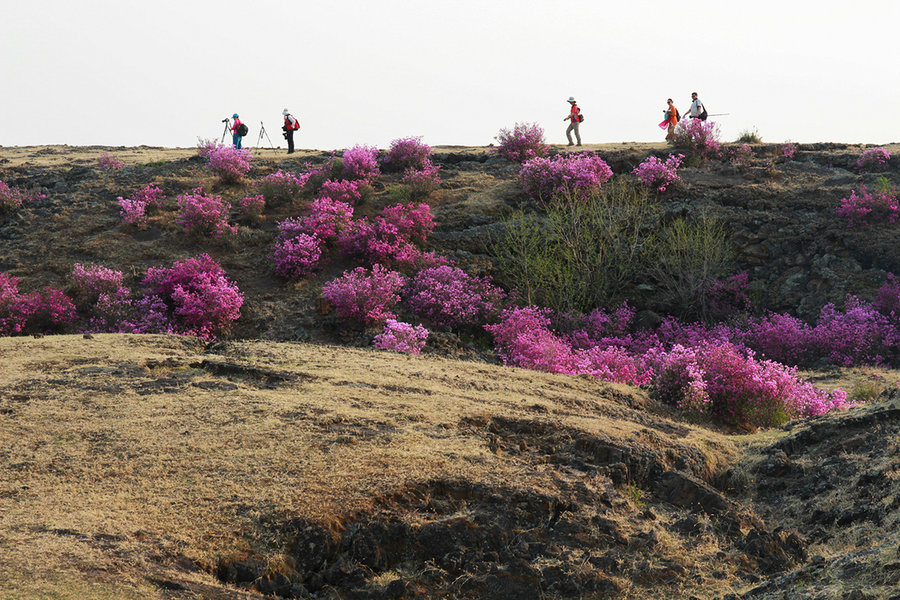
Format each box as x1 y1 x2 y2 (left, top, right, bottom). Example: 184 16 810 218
699 104 708 121
290 116 300 131
577 112 585 123
237 123 249 137
675 108 680 120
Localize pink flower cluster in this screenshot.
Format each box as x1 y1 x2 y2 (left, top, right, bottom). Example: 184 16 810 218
837 184 898 226
237 194 266 221
374 319 429 354
300 197 354 241
321 264 406 323
0 181 43 215
206 144 252 183
401 161 442 197
258 170 310 204
0 273 76 336
406 265 505 328
730 143 754 167
520 152 613 203
632 153 684 191
318 179 363 204
176 188 236 238
857 147 891 172
97 153 124 171
341 145 381 182
672 119 722 158
271 234 323 279
336 202 438 269
383 136 432 172
118 197 148 227
781 142 798 161
494 122 549 163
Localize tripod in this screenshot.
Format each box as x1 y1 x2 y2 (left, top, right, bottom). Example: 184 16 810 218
256 121 276 149
220 119 231 144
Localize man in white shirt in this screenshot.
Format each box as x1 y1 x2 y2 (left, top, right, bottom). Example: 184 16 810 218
685 92 707 121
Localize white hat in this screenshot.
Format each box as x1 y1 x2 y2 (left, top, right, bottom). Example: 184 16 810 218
567 97 576 103
282 108 289 115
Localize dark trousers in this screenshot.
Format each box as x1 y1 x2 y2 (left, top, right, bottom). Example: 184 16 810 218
284 129 294 154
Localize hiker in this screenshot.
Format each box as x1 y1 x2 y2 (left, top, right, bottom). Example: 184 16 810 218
564 97 582 146
664 98 679 144
282 109 299 154
684 92 707 121
230 113 244 149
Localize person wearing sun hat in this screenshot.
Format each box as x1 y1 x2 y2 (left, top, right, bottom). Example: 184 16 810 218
564 97 582 146
282 108 299 154
230 113 244 149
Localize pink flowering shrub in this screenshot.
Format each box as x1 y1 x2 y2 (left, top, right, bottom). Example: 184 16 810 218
138 254 243 340
71 263 126 308
837 184 898 226
341 145 381 182
781 142 798 162
520 153 613 203
97 153 124 171
0 273 30 335
374 319 429 354
857 147 891 172
237 194 265 222
258 170 310 204
301 197 354 242
19 287 77 335
271 234 324 279
321 265 405 324
383 137 432 173
206 144 252 183
406 266 506 328
730 143 754 166
118 197 148 228
176 187 236 238
335 203 436 268
633 153 684 191
810 299 892 366
0 181 43 216
649 341 850 427
494 122 549 163
672 119 722 158
132 184 166 208
401 161 442 198
380 203 434 245
318 179 363 204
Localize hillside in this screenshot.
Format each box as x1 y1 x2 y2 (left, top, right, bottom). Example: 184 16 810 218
2 142 900 599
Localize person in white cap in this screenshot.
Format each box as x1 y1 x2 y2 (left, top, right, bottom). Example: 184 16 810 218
564 97 582 146
282 109 299 154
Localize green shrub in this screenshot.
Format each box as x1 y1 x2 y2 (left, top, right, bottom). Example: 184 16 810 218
735 128 762 144
491 181 659 312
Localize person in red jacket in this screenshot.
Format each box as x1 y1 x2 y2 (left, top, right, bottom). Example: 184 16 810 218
230 113 244 149
282 109 299 154
564 97 582 146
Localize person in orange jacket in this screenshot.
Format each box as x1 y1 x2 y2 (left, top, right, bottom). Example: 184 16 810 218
664 98 679 144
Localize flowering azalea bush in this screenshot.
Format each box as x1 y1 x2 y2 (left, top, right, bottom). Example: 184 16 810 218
672 119 722 158
781 142 798 162
321 264 406 324
520 152 613 203
0 273 31 336
118 197 148 228
97 153 124 171
318 179 363 204
406 265 506 328
341 145 381 182
633 153 684 191
382 136 432 172
132 184 166 208
857 147 891 172
0 274 76 336
176 188 236 238
300 197 354 242
494 122 549 163
730 143 754 166
380 203 434 246
374 319 429 354
258 170 310 204
237 194 266 222
206 144 252 183
401 161 442 198
1 180 44 218
271 233 324 279
837 184 898 226
70 263 126 308
138 254 243 340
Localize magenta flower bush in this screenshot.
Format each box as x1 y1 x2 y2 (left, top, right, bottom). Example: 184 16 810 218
335 203 435 268
494 122 549 163
206 144 252 183
341 145 381 182
70 263 126 308
374 319 429 354
406 265 506 328
139 254 243 340
271 233 324 279
672 119 722 158
176 188 236 238
520 153 613 203
730 143 754 166
0 181 44 217
97 153 124 171
133 184 166 208
782 142 798 162
0 273 31 336
382 136 432 173
380 203 434 246
258 170 310 204
857 147 891 172
19 287 77 335
633 153 684 191
401 161 442 198
237 194 266 222
118 197 148 228
837 184 898 226
321 264 406 324
318 179 363 205
301 197 354 242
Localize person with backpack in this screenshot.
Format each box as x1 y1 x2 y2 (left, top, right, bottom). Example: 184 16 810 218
564 97 582 146
684 92 708 121
664 98 680 144
282 108 299 154
230 113 245 149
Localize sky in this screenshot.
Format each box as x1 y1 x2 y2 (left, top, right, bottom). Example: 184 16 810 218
3 0 899 150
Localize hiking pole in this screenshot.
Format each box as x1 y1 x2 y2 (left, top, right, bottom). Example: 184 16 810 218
257 121 275 149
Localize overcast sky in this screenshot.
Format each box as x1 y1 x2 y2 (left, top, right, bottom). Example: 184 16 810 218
3 0 898 150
